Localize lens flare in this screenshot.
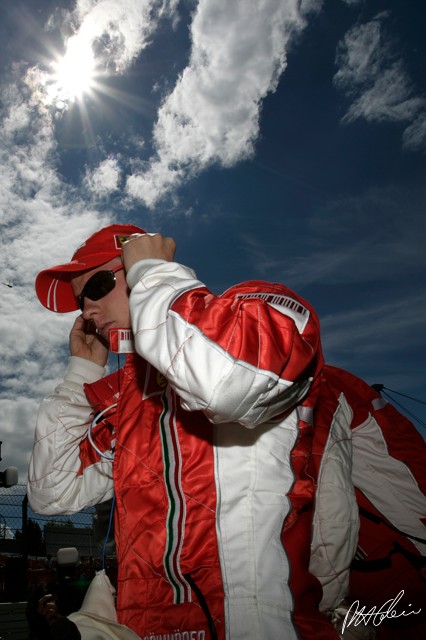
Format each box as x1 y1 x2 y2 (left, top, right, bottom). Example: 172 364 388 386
48 37 96 105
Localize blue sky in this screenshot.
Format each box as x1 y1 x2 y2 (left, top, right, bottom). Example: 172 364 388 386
0 0 425 479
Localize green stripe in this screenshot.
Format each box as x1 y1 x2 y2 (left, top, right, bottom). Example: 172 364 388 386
160 392 182 603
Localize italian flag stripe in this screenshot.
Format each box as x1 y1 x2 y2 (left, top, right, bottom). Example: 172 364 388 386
160 387 191 603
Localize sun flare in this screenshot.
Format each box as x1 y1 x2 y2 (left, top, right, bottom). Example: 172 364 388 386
48 38 96 106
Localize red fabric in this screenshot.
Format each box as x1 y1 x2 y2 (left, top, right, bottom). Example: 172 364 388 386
94 356 226 638
170 280 324 399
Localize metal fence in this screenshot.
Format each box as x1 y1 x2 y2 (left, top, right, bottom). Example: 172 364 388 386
0 484 95 540
0 484 115 603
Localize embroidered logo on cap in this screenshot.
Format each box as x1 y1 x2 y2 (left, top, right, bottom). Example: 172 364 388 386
114 234 131 249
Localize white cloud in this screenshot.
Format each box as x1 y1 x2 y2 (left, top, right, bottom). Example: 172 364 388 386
334 14 426 147
340 62 424 125
0 63 110 479
334 17 390 90
126 162 183 209
84 156 121 196
125 0 321 207
2 101 31 136
70 0 179 73
402 111 426 151
0 397 44 481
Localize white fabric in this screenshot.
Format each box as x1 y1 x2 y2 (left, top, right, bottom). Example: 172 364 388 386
68 571 141 640
214 415 300 640
309 393 359 614
352 415 426 555
27 357 113 515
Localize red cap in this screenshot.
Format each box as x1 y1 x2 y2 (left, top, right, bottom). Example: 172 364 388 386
35 223 145 312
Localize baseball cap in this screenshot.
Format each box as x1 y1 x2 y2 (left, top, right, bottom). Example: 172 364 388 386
35 224 145 312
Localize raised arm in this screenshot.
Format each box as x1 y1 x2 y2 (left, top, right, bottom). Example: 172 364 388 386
123 234 323 427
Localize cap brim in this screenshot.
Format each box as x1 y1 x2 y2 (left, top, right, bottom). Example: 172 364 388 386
36 253 119 313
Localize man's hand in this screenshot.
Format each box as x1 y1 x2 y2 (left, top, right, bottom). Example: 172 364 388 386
122 233 176 271
37 594 60 625
69 315 109 366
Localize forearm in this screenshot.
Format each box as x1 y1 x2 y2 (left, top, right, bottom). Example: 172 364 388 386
27 356 114 515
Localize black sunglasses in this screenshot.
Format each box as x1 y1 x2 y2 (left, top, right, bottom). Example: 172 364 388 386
77 265 124 311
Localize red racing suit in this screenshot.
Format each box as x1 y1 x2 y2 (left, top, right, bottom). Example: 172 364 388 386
28 259 351 639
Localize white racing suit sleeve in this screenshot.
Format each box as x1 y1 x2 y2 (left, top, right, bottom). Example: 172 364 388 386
127 259 323 427
27 356 114 515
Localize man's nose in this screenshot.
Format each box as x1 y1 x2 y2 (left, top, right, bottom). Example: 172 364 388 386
81 298 97 320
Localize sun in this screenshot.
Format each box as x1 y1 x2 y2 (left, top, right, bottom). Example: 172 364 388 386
47 37 96 106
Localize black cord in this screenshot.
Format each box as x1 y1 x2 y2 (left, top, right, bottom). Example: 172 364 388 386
102 495 116 570
359 506 426 545
184 573 217 640
381 390 426 429
372 383 426 429
381 387 426 406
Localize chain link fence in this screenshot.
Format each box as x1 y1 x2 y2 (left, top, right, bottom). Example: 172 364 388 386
0 484 95 539
0 484 116 603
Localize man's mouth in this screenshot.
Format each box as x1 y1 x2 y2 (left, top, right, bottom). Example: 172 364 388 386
98 322 113 338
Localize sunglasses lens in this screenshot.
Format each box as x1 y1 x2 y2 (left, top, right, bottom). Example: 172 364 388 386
78 270 116 310
89 271 116 299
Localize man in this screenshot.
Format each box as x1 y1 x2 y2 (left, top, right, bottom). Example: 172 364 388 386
28 224 356 639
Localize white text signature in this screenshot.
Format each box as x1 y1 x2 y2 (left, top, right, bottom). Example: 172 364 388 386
342 590 422 633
